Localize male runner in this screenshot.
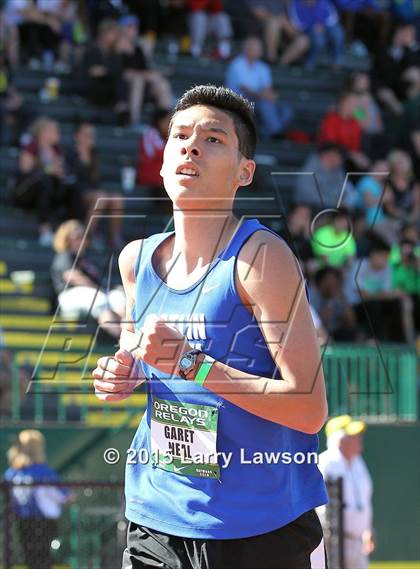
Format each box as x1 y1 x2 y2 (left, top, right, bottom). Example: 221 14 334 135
93 85 329 569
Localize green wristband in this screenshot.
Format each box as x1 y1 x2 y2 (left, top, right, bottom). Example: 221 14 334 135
194 356 215 386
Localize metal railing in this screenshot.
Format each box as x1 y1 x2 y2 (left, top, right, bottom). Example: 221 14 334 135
0 481 125 569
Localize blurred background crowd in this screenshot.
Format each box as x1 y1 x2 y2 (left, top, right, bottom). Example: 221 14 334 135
0 0 418 401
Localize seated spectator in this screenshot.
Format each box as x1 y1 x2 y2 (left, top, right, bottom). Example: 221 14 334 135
318 90 371 170
225 36 294 138
137 108 171 195
311 208 357 268
51 220 125 338
80 19 128 122
355 159 388 227
289 0 345 69
13 118 81 247
116 15 173 126
247 0 309 64
382 149 420 241
5 430 71 569
295 142 357 210
337 0 392 53
187 0 232 59
396 66 420 178
66 123 124 249
310 266 357 341
391 237 420 334
282 204 317 275
372 22 420 115
3 0 63 68
348 71 388 159
344 238 415 343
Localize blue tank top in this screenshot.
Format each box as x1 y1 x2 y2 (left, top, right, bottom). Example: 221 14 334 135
126 218 327 539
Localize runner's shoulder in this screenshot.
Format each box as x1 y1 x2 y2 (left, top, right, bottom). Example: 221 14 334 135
237 229 301 300
237 229 295 276
118 239 143 281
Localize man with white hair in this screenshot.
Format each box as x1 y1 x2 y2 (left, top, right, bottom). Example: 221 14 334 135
312 415 376 569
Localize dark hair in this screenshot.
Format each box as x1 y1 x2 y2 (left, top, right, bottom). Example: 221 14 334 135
369 238 391 255
336 89 358 105
169 85 257 159
314 266 342 286
318 142 344 156
152 107 171 127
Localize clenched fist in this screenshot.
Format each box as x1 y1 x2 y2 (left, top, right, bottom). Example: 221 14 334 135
130 315 193 376
93 331 145 401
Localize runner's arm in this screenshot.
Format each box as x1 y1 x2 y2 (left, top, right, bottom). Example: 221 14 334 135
201 232 328 434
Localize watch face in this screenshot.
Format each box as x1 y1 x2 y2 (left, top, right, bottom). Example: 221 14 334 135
180 356 192 370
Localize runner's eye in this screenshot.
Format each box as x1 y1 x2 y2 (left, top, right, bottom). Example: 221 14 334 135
207 137 221 144
173 133 188 139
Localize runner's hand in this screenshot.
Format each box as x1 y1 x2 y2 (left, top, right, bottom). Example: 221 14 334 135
93 349 142 401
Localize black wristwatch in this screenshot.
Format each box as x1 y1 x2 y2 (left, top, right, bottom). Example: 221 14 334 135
178 349 201 379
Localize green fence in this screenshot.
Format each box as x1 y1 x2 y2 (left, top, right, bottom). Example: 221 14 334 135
323 344 418 421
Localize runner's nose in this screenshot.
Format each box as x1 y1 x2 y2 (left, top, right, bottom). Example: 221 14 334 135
181 140 200 157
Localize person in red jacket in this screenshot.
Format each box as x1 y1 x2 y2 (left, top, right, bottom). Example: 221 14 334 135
318 90 371 169
137 108 172 212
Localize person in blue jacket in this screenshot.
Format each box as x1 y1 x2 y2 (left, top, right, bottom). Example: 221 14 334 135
289 0 345 69
5 429 70 569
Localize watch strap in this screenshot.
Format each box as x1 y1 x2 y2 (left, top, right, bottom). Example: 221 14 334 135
194 354 215 386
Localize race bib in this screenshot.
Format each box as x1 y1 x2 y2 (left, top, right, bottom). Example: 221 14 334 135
151 396 220 479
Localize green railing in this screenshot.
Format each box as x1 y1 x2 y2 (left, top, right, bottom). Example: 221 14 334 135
323 343 418 422
4 343 419 424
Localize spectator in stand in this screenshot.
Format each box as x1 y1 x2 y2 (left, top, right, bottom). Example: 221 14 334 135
66 123 124 249
282 204 317 276
381 149 420 242
337 0 391 54
80 19 128 123
397 66 420 178
5 430 71 569
390 223 420 332
344 238 416 343
3 0 65 68
116 15 173 127
295 142 357 210
355 159 388 228
186 0 232 59
137 108 172 213
50 220 125 338
348 71 387 160
13 118 81 247
288 0 345 69
247 0 309 64
311 209 357 268
225 36 294 138
372 22 420 115
318 90 371 169
310 266 357 341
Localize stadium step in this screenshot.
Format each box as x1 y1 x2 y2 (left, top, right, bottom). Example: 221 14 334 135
3 331 94 350
0 296 50 313
61 393 146 408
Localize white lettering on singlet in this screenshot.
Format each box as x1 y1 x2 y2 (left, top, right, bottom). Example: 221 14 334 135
145 313 207 348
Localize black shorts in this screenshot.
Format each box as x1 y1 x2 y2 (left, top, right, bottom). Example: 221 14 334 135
122 509 327 569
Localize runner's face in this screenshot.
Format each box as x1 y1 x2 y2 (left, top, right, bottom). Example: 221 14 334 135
161 105 255 209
